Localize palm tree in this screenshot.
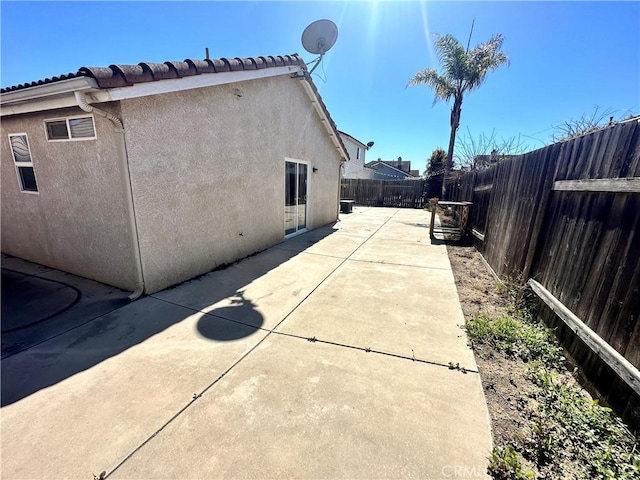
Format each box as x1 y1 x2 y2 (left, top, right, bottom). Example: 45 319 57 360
409 31 508 198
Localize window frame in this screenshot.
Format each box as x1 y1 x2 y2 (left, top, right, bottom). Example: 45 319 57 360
356 147 361 160
8 133 39 194
44 114 97 142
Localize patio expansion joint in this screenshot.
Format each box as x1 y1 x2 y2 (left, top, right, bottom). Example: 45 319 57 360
331 231 373 239
344 258 453 272
102 316 275 479
270 246 352 260
336 206 392 221
148 295 275 334
106 209 403 478
270 329 479 374
146 296 478 375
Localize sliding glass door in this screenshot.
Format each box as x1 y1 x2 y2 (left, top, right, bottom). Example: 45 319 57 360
285 160 308 237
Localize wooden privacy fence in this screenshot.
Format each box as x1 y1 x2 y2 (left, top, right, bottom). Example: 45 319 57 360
340 179 426 208
450 117 640 426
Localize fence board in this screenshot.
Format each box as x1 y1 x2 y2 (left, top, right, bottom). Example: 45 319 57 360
529 279 640 395
340 179 425 208
602 198 640 353
537 192 639 367
553 177 640 192
459 146 557 278
522 143 563 278
450 119 640 417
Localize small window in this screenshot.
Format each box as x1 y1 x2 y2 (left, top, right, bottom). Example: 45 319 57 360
9 134 38 192
69 117 95 138
46 120 68 140
356 147 361 160
45 115 95 141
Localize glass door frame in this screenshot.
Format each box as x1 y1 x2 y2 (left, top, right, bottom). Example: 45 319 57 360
284 157 310 239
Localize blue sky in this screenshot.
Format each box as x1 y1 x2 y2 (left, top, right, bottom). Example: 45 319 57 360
2 1 639 172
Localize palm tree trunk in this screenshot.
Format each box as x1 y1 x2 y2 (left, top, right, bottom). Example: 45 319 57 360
443 97 462 199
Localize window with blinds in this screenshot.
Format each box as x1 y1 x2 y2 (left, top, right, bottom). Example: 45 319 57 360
45 115 96 141
9 134 38 192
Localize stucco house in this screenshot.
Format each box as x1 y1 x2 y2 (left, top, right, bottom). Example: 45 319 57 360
1 54 348 295
339 130 376 179
365 159 421 180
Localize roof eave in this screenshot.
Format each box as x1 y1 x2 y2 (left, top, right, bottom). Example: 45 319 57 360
296 72 349 163
1 77 100 115
1 76 99 103
338 130 367 149
0 53 349 164
1 66 306 117
100 65 303 102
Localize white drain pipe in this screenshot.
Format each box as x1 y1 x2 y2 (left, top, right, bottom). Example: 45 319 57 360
74 91 145 300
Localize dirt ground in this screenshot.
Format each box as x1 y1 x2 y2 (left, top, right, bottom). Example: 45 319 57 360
445 241 632 478
443 214 638 478
435 205 541 449
445 242 534 447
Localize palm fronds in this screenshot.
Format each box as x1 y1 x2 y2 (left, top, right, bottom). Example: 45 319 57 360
408 68 456 105
408 28 509 195
409 32 509 97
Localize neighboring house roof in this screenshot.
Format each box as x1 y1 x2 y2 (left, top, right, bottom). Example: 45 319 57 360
1 53 349 161
365 160 413 173
366 160 418 177
365 160 418 175
338 130 367 149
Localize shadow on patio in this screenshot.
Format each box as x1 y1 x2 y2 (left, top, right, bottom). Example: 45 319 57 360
1 225 337 407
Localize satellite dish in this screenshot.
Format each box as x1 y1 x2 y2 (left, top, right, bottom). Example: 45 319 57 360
302 19 338 55
301 19 338 74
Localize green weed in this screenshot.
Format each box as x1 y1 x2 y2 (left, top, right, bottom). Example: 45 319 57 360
488 445 534 480
465 313 562 369
524 369 640 479
500 274 538 313
466 273 639 479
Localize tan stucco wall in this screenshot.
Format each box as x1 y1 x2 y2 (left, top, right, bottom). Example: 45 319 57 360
121 75 341 293
1 105 138 290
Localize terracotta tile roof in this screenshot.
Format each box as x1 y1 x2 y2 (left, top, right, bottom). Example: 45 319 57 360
1 55 305 92
0 72 84 93
82 55 304 89
1 53 348 160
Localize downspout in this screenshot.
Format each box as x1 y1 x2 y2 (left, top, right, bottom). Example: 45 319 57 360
74 91 145 300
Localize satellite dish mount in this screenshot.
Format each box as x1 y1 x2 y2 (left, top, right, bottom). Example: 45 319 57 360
301 19 338 75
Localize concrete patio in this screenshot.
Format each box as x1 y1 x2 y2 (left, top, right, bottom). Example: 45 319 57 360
1 207 492 479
